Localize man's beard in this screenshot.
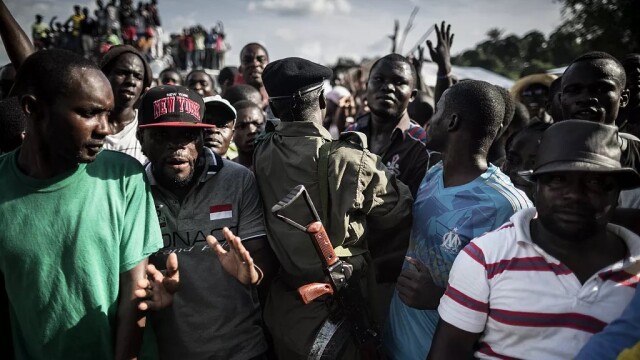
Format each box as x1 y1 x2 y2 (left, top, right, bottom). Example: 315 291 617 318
154 160 197 189
168 167 195 188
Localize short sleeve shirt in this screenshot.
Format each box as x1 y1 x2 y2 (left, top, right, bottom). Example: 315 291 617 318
0 149 162 359
103 111 148 164
439 208 640 360
384 162 532 359
146 148 267 359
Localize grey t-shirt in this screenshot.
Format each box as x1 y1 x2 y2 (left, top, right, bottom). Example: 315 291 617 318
146 148 267 360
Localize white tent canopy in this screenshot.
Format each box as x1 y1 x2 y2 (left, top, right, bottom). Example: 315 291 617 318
547 66 567 76
421 61 515 89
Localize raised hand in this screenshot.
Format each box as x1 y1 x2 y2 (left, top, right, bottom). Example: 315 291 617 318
396 256 444 310
207 227 261 286
411 45 425 74
134 253 180 311
427 21 454 75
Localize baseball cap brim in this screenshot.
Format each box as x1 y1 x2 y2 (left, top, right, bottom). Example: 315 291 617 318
204 96 237 125
138 122 215 129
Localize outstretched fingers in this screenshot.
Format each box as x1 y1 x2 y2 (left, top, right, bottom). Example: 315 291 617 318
426 39 435 54
223 227 249 264
163 253 180 294
207 234 227 256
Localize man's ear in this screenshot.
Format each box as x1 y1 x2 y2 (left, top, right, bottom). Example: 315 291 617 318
20 95 39 121
620 88 630 109
447 113 459 132
409 89 418 103
319 89 327 110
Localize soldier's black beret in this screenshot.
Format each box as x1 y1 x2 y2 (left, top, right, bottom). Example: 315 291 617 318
263 57 333 98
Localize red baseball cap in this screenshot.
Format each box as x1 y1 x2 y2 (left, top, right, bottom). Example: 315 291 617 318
138 85 213 128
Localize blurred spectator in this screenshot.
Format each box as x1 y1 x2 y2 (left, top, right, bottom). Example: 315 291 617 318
178 28 193 70
54 22 74 50
186 69 216 97
205 26 216 69
119 0 136 46
232 100 264 169
148 0 163 59
218 66 238 97
213 21 227 69
223 84 262 108
105 0 120 35
324 85 356 138
158 68 182 86
64 5 84 52
31 14 49 50
193 26 205 69
95 0 108 34
100 27 123 54
502 121 551 201
79 7 95 59
510 73 557 123
408 91 434 127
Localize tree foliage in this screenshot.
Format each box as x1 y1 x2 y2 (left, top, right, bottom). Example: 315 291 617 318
452 29 557 80
561 0 640 59
452 0 636 79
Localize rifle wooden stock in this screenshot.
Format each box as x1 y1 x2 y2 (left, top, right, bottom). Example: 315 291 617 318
298 282 334 304
306 221 338 267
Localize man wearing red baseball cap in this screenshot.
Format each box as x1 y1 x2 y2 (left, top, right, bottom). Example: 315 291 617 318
136 85 276 359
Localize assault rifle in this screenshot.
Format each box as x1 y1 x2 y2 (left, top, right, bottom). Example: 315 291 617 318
272 185 385 360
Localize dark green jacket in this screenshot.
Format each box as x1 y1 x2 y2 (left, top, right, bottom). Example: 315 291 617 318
254 120 413 285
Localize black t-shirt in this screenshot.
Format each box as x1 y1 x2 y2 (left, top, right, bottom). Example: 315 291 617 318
348 113 429 197
347 113 429 282
80 17 95 36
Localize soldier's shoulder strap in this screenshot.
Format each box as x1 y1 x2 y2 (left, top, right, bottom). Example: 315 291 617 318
337 131 368 150
318 130 369 225
318 140 332 227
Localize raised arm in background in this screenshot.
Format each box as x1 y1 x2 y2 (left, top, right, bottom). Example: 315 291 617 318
0 0 35 69
427 21 454 105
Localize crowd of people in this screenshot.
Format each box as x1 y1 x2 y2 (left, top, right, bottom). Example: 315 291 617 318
30 0 229 71
0 1 639 359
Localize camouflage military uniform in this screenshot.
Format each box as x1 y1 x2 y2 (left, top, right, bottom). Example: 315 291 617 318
254 119 413 359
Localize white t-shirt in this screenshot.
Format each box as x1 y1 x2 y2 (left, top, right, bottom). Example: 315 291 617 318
104 111 147 164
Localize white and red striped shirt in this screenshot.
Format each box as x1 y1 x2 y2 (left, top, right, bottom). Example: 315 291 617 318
438 208 640 360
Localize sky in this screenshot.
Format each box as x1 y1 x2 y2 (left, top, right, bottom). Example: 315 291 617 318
0 0 564 67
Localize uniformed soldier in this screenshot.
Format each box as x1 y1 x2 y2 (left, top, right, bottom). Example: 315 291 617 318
253 57 413 359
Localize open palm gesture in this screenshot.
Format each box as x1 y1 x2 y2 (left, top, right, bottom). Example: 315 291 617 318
207 227 261 285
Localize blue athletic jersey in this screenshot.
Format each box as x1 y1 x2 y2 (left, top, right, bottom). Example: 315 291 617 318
384 162 532 360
